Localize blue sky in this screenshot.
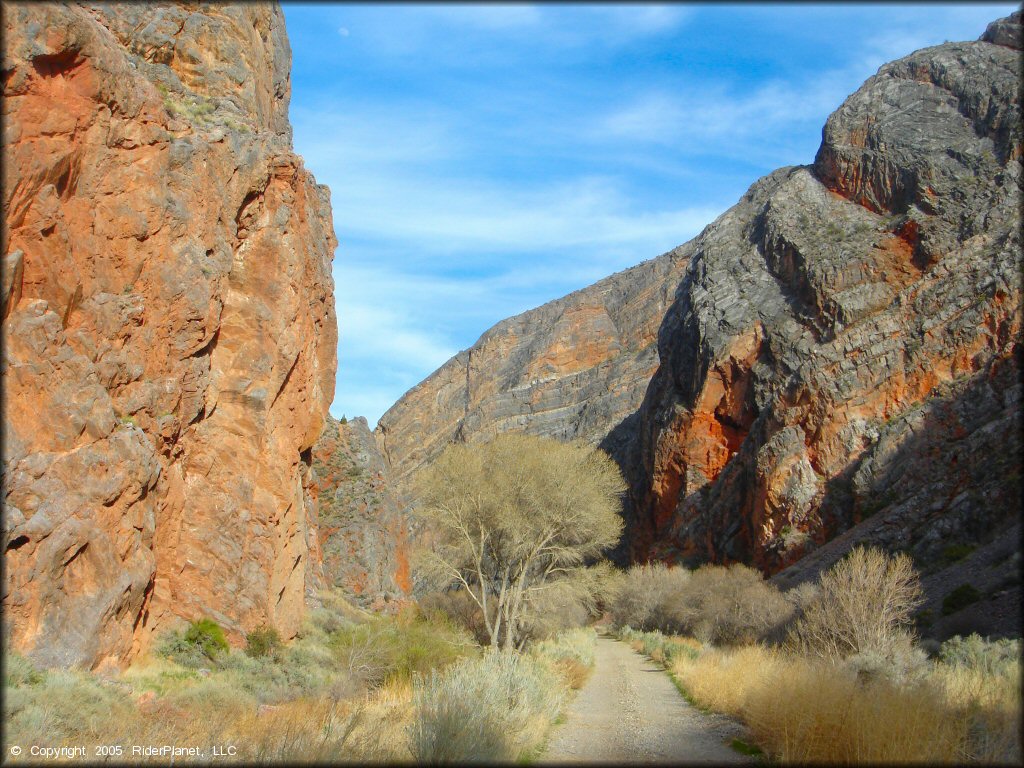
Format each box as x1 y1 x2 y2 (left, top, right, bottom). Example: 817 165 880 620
282 3 1016 427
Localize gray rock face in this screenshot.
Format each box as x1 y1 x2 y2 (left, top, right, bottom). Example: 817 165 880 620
375 252 689 488
632 16 1021 577
376 15 1021 603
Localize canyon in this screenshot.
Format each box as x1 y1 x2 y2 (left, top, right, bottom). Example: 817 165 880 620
378 13 1021 632
2 4 1020 672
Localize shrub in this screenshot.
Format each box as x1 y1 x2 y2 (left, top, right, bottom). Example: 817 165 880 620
156 618 230 667
156 629 207 668
941 543 975 564
842 645 928 685
606 562 692 632
789 546 922 661
938 633 1021 677
5 653 43 687
608 562 792 645
329 610 475 689
411 649 564 763
245 625 282 658
419 588 492 647
185 618 229 659
942 583 981 615
673 564 794 645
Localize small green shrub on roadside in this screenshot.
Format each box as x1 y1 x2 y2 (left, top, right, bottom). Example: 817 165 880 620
244 625 282 658
942 583 981 615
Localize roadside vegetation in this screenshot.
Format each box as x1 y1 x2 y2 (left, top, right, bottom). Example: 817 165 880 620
5 434 613 765
610 548 1022 764
8 427 1016 765
5 593 597 764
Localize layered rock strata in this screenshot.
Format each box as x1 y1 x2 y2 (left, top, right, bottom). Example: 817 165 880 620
632 14 1021 574
312 416 411 608
375 252 689 487
2 2 337 669
378 15 1021 593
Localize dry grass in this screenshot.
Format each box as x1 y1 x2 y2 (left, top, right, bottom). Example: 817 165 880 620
5 617 591 765
531 627 597 690
666 639 1021 764
4 596 476 764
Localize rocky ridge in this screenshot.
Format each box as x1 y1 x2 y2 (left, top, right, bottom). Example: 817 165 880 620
2 2 337 668
633 14 1021 576
377 14 1022 627
312 415 411 608
375 251 689 488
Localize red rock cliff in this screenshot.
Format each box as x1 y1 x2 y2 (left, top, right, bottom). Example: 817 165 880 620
632 15 1021 575
2 2 337 669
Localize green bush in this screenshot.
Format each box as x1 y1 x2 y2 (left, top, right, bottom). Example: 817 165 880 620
245 625 282 658
5 653 43 687
942 584 981 616
941 544 975 564
185 618 229 659
329 610 474 688
158 618 229 666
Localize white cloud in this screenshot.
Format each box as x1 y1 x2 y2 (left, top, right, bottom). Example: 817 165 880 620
294 4 1020 426
337 26 350 37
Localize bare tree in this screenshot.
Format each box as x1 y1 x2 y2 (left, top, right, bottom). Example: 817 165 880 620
412 434 624 650
790 546 923 660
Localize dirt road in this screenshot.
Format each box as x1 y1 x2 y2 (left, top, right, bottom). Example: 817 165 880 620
542 637 752 764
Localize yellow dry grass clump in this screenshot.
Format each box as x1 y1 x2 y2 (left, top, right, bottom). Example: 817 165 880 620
668 642 1021 764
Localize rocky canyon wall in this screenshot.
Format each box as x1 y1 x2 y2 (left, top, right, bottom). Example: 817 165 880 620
2 2 337 669
312 415 411 608
377 14 1021 602
375 252 689 489
632 14 1021 578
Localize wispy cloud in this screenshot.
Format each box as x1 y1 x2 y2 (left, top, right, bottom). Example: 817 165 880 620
285 2 1019 425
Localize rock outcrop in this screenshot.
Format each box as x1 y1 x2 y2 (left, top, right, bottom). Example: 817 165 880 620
2 2 337 669
632 14 1021 576
312 416 411 608
377 15 1021 600
376 252 689 488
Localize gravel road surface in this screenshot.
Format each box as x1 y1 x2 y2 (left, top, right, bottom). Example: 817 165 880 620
542 637 752 764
